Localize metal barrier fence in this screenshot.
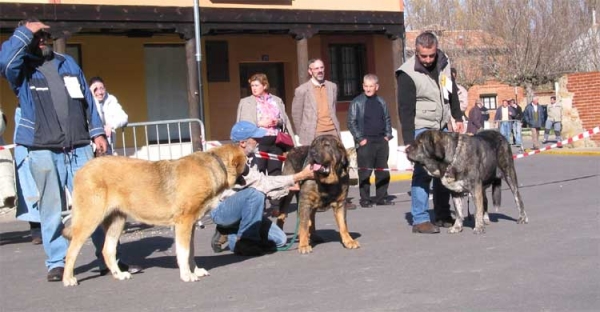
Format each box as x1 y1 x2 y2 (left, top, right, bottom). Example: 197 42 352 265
114 118 206 160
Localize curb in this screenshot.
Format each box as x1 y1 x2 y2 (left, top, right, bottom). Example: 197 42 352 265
543 149 600 156
367 171 412 183
385 148 600 183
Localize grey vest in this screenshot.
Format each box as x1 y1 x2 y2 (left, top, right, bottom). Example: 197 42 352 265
398 56 452 130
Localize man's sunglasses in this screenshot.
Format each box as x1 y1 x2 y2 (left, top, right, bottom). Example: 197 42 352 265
34 31 51 39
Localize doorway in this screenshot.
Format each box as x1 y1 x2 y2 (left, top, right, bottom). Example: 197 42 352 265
143 44 189 142
239 63 286 104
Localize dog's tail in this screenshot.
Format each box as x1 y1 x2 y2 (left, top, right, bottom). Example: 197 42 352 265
62 226 72 240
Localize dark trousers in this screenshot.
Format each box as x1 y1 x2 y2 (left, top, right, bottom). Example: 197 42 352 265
253 135 283 176
357 139 390 203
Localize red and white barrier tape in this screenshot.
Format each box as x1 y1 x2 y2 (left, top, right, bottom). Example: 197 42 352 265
512 126 599 159
255 151 287 162
356 167 413 172
0 144 16 151
253 151 412 172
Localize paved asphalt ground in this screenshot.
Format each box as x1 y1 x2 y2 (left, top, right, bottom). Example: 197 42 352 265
0 151 599 311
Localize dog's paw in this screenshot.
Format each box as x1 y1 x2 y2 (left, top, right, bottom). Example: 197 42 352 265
483 213 491 225
517 215 529 224
63 277 78 287
448 226 463 234
113 271 132 281
472 226 486 235
298 245 313 254
343 239 360 249
193 267 210 277
180 271 200 282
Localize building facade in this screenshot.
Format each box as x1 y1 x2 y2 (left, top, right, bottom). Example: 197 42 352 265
0 0 405 144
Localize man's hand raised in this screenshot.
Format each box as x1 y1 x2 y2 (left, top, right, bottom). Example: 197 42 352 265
25 22 50 35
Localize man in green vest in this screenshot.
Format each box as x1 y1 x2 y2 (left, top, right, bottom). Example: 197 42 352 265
396 31 464 234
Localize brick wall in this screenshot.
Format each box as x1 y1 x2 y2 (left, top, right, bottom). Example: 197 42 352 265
465 79 525 120
566 72 600 142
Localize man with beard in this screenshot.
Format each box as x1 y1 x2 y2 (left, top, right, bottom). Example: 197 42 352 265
396 31 464 234
210 121 316 256
291 58 357 210
0 18 141 281
292 58 341 146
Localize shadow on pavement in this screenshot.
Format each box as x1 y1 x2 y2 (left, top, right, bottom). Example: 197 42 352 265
0 229 31 246
519 174 597 189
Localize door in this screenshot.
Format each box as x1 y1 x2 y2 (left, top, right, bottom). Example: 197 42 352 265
144 44 189 142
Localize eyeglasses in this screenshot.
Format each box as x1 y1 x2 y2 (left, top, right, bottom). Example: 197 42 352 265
34 31 51 40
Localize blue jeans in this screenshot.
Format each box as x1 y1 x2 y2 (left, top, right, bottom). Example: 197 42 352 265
498 121 512 142
25 145 110 270
211 187 286 249
512 121 522 145
411 129 452 225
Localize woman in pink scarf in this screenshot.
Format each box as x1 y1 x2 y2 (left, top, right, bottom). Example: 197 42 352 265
236 73 296 208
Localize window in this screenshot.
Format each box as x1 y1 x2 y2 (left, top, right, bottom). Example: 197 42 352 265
206 41 229 82
480 94 497 110
328 44 366 101
66 44 81 67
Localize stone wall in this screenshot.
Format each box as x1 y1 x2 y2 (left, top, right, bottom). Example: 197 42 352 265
558 72 600 145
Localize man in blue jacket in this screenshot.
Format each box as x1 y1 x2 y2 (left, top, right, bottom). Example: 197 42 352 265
347 74 394 208
0 18 140 281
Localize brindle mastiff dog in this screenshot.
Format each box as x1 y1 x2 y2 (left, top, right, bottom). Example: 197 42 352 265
405 130 528 234
276 135 360 254
62 144 246 286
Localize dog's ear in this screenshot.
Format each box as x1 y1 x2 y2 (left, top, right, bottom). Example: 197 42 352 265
427 130 446 160
336 139 349 168
338 148 349 170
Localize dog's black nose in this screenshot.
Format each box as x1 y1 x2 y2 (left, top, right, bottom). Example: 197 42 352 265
316 166 330 174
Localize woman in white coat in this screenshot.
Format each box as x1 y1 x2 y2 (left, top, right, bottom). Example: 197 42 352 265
89 77 128 155
0 109 16 213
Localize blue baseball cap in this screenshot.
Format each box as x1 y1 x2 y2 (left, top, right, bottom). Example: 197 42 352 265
230 121 267 142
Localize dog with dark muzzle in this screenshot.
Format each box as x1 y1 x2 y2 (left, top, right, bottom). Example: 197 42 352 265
405 130 528 234
276 135 360 253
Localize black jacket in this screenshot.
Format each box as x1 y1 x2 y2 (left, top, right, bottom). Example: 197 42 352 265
347 93 393 148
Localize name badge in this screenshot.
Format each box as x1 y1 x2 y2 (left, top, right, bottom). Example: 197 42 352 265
63 76 84 99
442 74 453 100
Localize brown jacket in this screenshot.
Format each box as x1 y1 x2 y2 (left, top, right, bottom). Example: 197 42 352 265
291 80 340 146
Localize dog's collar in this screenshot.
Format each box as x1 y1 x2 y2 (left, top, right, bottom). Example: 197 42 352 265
208 151 228 176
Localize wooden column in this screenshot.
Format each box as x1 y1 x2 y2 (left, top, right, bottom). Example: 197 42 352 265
48 26 80 55
185 38 203 151
391 37 404 145
176 24 205 151
387 25 405 145
291 28 316 87
53 37 66 54
296 38 308 86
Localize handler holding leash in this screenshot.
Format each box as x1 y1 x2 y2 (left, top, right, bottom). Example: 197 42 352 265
210 121 316 256
396 31 464 234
